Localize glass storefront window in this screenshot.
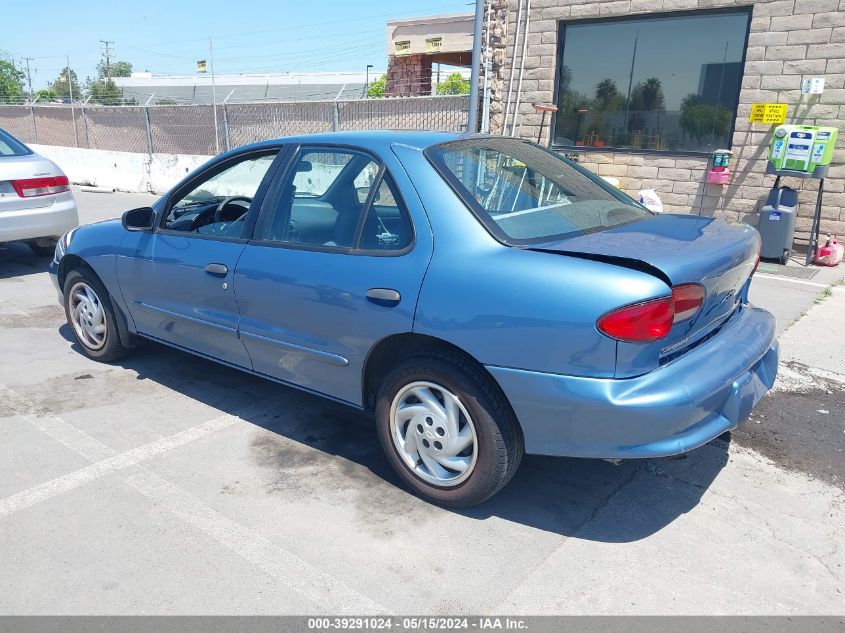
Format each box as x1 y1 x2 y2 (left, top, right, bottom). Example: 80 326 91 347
553 9 751 154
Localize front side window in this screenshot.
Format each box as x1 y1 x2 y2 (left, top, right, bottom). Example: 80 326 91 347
553 9 751 153
163 151 278 238
428 137 652 244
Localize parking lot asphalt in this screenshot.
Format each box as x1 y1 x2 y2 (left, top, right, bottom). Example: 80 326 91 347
0 187 843 614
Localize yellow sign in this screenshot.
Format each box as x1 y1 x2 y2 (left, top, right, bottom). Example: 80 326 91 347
749 103 787 125
425 37 442 53
196 60 207 73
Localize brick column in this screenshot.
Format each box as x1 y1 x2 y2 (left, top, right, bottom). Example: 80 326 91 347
386 54 433 97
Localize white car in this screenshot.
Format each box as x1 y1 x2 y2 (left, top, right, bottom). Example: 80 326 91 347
0 128 79 256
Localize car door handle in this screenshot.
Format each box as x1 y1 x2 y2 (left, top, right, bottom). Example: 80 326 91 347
366 288 401 306
204 263 228 276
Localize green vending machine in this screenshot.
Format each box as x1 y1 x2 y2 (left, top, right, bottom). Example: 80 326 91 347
768 125 838 176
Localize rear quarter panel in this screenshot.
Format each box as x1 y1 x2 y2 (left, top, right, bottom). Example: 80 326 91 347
394 143 671 378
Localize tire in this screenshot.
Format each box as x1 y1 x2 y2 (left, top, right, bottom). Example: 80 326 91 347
28 240 56 257
375 352 523 507
63 269 132 362
780 249 790 265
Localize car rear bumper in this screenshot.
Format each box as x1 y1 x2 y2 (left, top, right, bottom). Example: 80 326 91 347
487 305 778 458
0 192 79 244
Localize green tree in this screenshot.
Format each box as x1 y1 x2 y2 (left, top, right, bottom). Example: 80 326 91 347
0 56 25 104
629 77 666 112
50 66 81 101
367 74 386 98
593 79 623 111
96 59 132 79
86 77 123 104
436 72 469 95
679 93 731 144
155 97 177 105
34 88 58 102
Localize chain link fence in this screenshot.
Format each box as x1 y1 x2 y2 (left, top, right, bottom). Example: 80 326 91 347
0 95 468 156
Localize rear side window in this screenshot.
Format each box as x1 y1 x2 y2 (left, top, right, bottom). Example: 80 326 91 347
427 137 651 244
358 175 412 251
0 129 32 157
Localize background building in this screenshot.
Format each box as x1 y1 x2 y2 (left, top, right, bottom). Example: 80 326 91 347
113 71 382 104
484 0 845 241
385 13 474 96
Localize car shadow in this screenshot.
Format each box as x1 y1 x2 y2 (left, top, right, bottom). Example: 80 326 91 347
95 337 728 544
0 243 52 280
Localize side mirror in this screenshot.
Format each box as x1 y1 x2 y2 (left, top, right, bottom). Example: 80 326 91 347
122 207 155 232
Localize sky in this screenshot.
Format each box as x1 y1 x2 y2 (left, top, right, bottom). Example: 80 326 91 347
1 0 473 89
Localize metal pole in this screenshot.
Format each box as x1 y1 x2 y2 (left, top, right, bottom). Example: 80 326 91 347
805 178 825 267
466 0 485 133
144 93 155 155
29 96 38 143
332 84 346 132
209 36 220 154
66 55 79 148
222 89 235 151
81 95 91 148
365 64 373 99
480 1 492 133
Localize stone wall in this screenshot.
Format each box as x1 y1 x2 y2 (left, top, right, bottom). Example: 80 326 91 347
487 0 845 242
386 54 434 97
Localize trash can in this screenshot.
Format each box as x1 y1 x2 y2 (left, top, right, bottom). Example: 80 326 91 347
758 186 798 265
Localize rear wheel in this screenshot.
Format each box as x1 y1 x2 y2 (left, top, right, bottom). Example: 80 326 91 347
780 249 790 265
63 269 132 362
375 353 523 507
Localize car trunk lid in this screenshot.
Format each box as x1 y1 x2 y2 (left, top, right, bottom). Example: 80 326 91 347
528 214 760 367
0 154 66 211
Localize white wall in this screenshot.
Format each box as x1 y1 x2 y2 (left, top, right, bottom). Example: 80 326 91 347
30 144 212 195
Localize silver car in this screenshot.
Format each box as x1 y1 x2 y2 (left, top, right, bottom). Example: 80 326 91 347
0 128 78 255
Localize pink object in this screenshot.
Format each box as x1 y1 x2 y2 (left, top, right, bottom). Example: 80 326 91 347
706 166 731 185
814 235 844 267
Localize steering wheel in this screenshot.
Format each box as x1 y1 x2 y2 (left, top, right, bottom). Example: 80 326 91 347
213 196 252 223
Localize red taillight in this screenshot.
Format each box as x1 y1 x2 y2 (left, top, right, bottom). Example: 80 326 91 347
671 283 705 323
11 175 70 198
597 297 674 343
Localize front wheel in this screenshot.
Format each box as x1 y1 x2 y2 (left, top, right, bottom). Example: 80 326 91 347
63 269 132 362
375 353 523 507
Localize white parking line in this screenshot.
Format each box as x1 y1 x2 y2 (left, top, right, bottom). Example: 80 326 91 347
124 469 388 614
0 383 389 614
755 273 835 289
0 413 240 518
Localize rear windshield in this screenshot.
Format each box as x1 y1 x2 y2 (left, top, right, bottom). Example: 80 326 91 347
0 128 32 157
426 137 652 244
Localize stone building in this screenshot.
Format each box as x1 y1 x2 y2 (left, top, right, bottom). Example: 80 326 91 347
486 0 845 241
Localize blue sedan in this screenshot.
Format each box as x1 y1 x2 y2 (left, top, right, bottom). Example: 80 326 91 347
49 131 778 507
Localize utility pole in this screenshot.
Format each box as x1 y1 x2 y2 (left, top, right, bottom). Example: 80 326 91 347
22 57 35 101
23 57 37 142
100 40 114 80
209 36 220 154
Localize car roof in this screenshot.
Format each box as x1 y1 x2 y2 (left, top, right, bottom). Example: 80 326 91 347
235 130 465 154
